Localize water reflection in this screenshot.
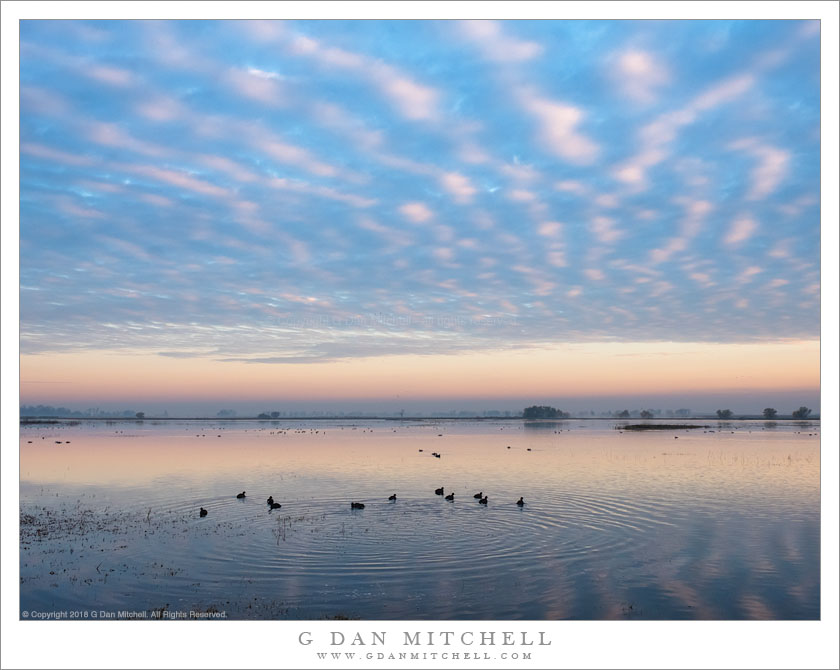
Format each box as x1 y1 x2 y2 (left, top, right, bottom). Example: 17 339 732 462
19 419 819 619
523 420 568 430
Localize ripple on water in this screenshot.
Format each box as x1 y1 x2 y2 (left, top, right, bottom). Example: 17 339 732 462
118 487 683 587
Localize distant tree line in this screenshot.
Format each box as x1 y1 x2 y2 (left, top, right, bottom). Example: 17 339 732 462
523 405 570 419
717 406 813 420
20 405 138 418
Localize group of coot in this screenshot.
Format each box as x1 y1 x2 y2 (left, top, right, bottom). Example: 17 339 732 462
199 488 524 517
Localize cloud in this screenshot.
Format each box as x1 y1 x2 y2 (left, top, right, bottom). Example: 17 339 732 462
518 89 600 164
239 20 286 42
508 189 536 202
358 218 413 249
767 238 793 259
21 86 71 116
312 102 384 150
589 216 623 244
85 122 169 157
554 180 589 195
21 142 94 166
283 29 440 121
54 195 105 220
612 148 667 187
440 172 477 203
399 202 434 223
87 64 135 87
18 20 821 362
373 66 440 121
224 67 285 107
459 20 543 63
433 247 455 262
611 49 670 103
729 138 790 200
737 266 763 283
693 74 755 111
537 221 563 238
724 216 758 247
135 96 186 122
247 67 282 80
121 164 231 198
199 155 261 182
614 73 757 189
547 251 566 268
258 135 338 177
268 177 376 208
595 194 619 208
137 193 175 208
649 198 713 264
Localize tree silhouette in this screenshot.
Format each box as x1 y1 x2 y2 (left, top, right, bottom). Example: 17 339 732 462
523 405 569 419
716 409 733 419
762 408 777 419
791 406 812 419
617 409 630 418
135 412 145 419
640 410 653 419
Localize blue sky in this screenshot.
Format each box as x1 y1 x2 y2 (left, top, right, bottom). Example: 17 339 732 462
20 19 820 366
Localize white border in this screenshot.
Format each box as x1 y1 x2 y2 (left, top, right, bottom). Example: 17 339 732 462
2 3 838 669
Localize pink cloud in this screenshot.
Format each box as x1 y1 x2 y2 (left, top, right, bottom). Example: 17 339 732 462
137 193 175 208
312 102 384 149
433 247 455 262
123 164 231 198
374 66 440 121
224 67 285 107
724 216 759 247
589 216 623 244
20 86 70 116
459 20 543 63
268 178 376 208
554 180 589 195
614 73 756 189
135 96 185 122
399 202 434 223
440 172 477 203
537 221 563 238
85 122 169 157
358 218 413 248
729 138 790 200
518 89 599 164
240 20 286 42
87 65 135 87
21 142 94 166
260 138 336 177
508 189 536 202
199 155 261 182
284 30 440 122
54 196 105 220
611 49 670 103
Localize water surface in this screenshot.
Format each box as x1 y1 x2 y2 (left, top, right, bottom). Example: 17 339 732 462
19 419 820 619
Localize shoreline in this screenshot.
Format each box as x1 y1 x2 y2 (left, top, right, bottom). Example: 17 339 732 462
20 416 822 424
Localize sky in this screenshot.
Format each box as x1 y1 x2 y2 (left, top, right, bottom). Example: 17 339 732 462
17 19 822 415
